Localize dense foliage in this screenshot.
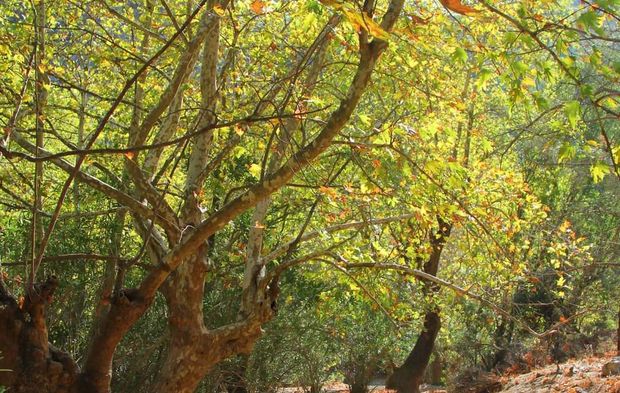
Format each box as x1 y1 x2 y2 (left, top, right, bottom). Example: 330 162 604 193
0 0 618 392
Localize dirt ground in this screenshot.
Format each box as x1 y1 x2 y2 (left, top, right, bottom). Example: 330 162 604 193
280 352 620 393
498 352 620 393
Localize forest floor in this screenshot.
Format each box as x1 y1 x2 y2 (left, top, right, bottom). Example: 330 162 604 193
302 351 620 393
497 351 620 393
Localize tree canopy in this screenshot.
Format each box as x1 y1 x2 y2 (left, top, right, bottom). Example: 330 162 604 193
0 0 618 393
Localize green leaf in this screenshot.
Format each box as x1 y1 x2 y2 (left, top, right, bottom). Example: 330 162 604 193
590 161 610 183
511 61 528 77
576 11 603 34
563 100 581 128
306 0 322 14
476 68 493 89
452 47 468 63
558 142 576 163
533 93 549 110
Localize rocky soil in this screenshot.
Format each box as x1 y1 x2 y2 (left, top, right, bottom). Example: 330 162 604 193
498 353 620 393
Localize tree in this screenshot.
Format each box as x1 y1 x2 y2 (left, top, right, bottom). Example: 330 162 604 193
0 0 405 391
0 1 618 393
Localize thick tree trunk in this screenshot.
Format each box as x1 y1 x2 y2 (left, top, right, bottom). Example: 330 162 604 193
1 3 406 392
150 338 214 393
0 278 79 393
153 250 209 393
151 323 264 393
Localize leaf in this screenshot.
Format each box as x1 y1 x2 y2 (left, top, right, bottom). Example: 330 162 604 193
249 163 262 179
533 93 549 110
250 0 265 14
476 68 493 89
343 10 390 40
424 160 443 174
590 161 610 183
306 0 322 14
451 47 468 63
576 10 601 33
558 142 576 163
213 4 225 15
439 0 481 15
511 61 528 77
563 100 581 128
557 275 566 287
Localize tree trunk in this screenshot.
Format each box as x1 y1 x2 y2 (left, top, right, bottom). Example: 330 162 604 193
386 312 441 393
387 218 451 393
152 250 209 393
429 353 443 385
0 278 79 393
150 324 263 393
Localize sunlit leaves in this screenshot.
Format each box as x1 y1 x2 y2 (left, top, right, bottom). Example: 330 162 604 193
557 142 576 163
475 68 494 89
590 161 610 183
451 47 468 63
576 10 603 34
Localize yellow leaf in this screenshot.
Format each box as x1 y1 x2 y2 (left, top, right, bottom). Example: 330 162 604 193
249 163 262 178
213 4 225 15
558 220 571 232
234 124 245 136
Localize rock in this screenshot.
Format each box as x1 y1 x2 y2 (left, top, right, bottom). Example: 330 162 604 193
602 357 620 377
